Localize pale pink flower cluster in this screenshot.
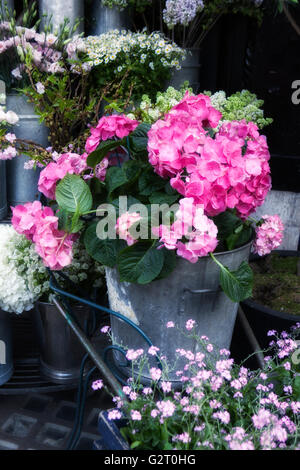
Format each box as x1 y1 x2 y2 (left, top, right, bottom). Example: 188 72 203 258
0 145 17 160
38 152 88 199
153 197 218 263
11 201 74 270
0 24 65 77
252 214 284 256
115 212 142 246
148 92 271 218
85 114 139 154
91 379 103 390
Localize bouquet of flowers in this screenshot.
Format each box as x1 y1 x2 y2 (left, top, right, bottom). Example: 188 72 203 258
12 92 284 304
130 86 272 128
97 0 265 48
93 321 300 450
80 30 186 102
0 222 105 314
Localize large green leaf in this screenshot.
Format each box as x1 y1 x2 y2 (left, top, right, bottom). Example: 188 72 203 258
128 122 151 159
86 138 125 168
105 166 128 195
155 249 177 280
149 191 180 205
55 174 92 214
117 242 164 284
218 260 253 303
138 170 166 196
84 223 125 267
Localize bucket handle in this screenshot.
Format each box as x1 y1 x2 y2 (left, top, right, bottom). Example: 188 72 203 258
184 288 221 294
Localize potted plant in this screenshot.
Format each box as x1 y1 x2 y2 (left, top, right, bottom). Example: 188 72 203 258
94 321 300 450
6 206 106 383
100 0 265 92
241 249 300 351
13 91 284 382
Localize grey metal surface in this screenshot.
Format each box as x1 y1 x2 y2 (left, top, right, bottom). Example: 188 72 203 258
5 94 49 207
39 0 84 34
89 5 129 35
254 189 300 251
0 161 7 220
0 0 14 12
0 309 13 386
106 239 252 381
33 301 92 384
166 48 201 93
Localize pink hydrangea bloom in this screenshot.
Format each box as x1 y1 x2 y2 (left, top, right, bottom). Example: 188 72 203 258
12 201 74 270
148 96 271 219
38 152 87 199
115 212 142 246
252 214 284 256
85 114 139 154
154 197 218 263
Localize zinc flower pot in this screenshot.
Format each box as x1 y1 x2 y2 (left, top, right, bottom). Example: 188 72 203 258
88 5 129 35
33 301 92 384
0 0 13 11
165 48 201 94
5 94 49 207
0 309 13 386
39 0 84 34
97 410 129 451
0 161 7 220
106 238 253 383
241 250 300 351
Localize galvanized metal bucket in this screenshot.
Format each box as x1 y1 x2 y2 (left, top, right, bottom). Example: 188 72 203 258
0 0 14 12
0 161 7 221
106 239 252 382
5 94 49 207
39 0 84 34
33 301 92 384
166 48 201 93
0 309 13 387
88 5 129 35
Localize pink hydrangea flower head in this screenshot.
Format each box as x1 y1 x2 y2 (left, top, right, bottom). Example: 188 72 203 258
252 214 284 256
115 212 142 246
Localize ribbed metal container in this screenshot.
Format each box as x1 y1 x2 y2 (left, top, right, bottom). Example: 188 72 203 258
0 309 13 386
6 94 49 207
39 0 84 34
0 0 14 11
33 301 92 384
89 5 129 35
106 239 252 382
166 48 201 93
0 161 7 220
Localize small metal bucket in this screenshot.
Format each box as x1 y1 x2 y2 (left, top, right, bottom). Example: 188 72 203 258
33 301 92 384
0 309 13 386
39 0 84 34
106 239 253 382
166 48 201 93
88 5 129 35
5 94 49 207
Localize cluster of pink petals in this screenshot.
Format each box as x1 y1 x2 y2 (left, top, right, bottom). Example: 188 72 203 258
148 93 271 219
38 152 87 199
153 197 218 263
85 114 139 154
0 24 64 77
0 145 17 160
115 212 142 246
252 214 284 256
11 201 74 270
